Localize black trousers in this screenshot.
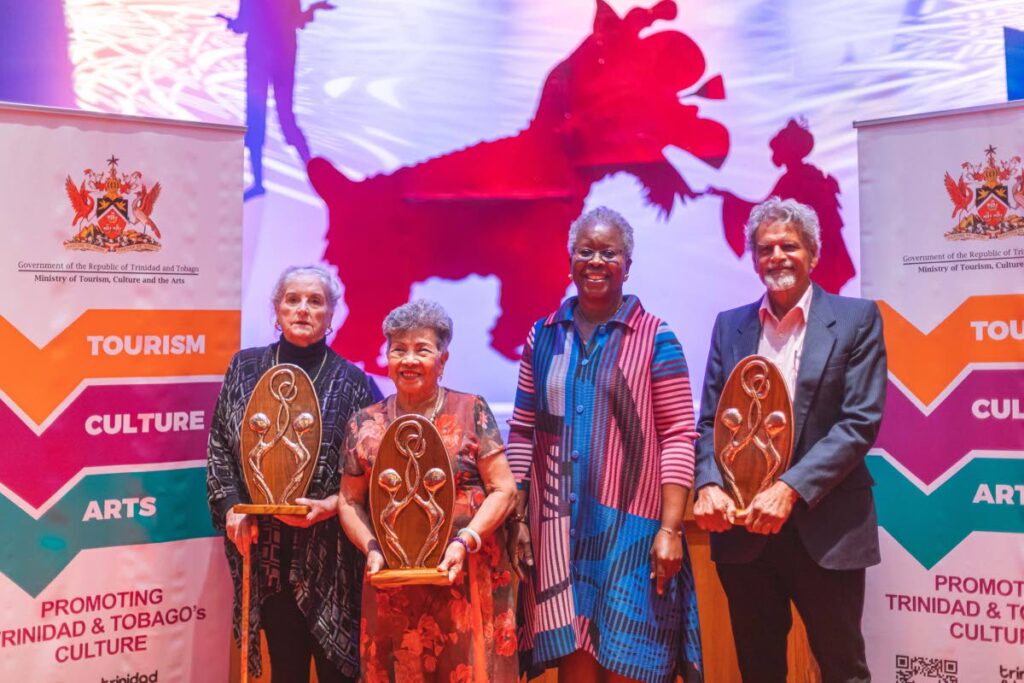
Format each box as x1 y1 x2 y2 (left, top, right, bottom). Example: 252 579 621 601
715 524 870 683
261 589 356 683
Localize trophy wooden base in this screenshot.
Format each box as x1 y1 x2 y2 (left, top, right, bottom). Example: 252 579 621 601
232 504 311 516
370 568 451 588
733 508 749 526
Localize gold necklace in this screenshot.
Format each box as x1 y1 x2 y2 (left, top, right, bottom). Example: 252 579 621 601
394 386 446 422
274 343 329 384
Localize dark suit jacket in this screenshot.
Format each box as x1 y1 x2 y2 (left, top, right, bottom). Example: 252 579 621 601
694 284 887 570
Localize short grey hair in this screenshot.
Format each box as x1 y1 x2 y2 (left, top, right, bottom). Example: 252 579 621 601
567 206 635 259
271 265 342 314
745 197 821 256
382 299 454 353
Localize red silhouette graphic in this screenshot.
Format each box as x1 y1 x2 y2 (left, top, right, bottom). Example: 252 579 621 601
308 0 729 372
712 119 854 294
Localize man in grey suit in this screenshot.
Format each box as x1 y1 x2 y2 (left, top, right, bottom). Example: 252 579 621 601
694 197 887 682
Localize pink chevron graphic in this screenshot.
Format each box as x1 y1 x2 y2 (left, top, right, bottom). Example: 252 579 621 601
875 368 1024 485
4 382 220 508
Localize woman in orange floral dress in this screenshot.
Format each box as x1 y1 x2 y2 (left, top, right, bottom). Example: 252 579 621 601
338 300 519 682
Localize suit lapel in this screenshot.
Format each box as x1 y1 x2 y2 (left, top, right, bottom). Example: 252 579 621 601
732 302 762 367
792 285 837 450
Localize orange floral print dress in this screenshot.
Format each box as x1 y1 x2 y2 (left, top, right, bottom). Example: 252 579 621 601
342 389 519 682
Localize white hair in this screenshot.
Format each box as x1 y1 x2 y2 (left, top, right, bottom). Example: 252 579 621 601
271 265 343 315
744 197 821 256
567 206 635 259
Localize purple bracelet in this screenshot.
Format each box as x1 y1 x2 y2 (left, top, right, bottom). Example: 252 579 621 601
449 536 471 554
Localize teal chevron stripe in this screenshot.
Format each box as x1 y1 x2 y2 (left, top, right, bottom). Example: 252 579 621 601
868 454 1024 569
0 467 217 596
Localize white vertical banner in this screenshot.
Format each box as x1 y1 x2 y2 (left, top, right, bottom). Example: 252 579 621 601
0 102 243 682
857 102 1024 682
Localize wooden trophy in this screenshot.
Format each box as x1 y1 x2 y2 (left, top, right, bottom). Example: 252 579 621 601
368 414 455 587
234 363 321 682
714 356 795 524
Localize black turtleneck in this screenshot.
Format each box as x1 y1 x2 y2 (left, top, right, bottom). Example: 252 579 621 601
276 335 328 380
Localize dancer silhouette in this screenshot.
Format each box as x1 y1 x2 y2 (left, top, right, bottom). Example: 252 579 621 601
713 119 854 293
218 0 335 200
307 0 729 370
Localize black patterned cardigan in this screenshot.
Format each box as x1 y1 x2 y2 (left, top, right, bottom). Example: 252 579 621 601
206 343 377 677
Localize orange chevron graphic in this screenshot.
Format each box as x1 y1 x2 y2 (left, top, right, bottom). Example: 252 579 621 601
0 310 239 423
878 294 1024 405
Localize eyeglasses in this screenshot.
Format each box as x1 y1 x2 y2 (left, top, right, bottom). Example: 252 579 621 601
573 248 623 262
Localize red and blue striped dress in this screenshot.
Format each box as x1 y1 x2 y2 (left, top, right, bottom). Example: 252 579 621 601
507 295 703 683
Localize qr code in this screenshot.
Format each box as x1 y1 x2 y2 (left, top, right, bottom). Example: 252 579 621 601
895 654 958 683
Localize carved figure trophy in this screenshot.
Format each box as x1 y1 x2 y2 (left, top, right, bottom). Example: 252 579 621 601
234 363 321 682
713 355 795 524
237 364 321 514
368 414 455 587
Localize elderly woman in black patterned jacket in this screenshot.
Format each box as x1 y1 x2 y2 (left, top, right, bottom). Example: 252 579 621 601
207 265 380 683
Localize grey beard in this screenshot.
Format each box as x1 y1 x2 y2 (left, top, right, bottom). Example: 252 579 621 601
764 270 798 291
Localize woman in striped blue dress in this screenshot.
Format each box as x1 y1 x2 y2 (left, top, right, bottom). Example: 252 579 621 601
506 207 703 683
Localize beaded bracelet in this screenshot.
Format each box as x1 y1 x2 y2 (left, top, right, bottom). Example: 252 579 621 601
449 536 471 554
458 527 482 553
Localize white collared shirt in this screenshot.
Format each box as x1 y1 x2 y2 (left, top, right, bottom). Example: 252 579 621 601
757 285 813 400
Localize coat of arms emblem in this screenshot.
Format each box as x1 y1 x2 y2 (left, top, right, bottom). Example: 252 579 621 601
63 155 163 252
943 145 1024 240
